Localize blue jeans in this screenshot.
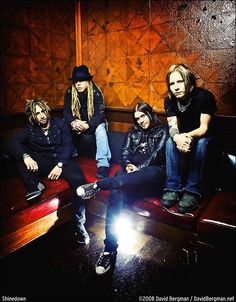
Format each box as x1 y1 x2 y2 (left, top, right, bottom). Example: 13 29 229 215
164 136 211 197
97 166 166 252
95 123 111 168
73 123 111 168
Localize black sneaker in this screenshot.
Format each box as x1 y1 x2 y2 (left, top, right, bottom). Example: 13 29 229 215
160 191 179 208
178 192 199 213
96 166 109 179
75 225 90 244
76 182 100 199
95 251 117 275
25 182 45 202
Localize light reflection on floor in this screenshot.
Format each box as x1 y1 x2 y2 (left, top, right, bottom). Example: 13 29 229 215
89 214 150 256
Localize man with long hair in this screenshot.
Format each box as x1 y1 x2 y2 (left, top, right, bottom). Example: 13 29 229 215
76 101 169 275
9 98 90 244
161 64 217 213
63 65 111 179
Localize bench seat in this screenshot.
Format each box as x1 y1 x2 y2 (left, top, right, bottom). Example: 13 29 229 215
1 130 235 263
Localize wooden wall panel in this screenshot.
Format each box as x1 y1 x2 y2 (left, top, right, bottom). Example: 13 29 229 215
80 0 235 116
0 0 76 114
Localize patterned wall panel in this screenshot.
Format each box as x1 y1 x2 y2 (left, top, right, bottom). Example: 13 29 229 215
80 0 235 116
0 0 76 114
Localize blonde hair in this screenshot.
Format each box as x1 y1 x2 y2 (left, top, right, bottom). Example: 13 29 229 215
25 97 50 124
166 64 196 97
71 81 94 120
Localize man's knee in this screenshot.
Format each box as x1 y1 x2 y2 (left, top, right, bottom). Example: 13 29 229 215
95 123 107 136
68 175 84 188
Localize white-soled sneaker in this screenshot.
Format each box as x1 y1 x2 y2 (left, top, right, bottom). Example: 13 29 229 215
75 225 90 245
95 251 117 275
25 182 45 202
76 182 100 199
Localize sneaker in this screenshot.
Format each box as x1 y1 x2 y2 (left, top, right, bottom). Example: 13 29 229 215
96 166 109 179
160 191 179 208
75 225 90 244
178 192 199 213
25 182 45 202
95 251 117 275
76 182 100 199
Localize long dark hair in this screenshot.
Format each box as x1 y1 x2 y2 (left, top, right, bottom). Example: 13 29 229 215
132 101 161 129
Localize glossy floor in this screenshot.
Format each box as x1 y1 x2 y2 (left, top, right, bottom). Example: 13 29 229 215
1 213 235 302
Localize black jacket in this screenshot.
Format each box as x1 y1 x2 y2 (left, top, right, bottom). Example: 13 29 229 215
63 84 106 134
9 118 73 165
121 124 169 170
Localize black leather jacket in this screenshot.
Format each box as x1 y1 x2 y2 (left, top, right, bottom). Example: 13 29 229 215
121 124 169 170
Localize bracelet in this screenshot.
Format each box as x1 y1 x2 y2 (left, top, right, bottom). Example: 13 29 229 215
22 153 30 159
169 128 179 138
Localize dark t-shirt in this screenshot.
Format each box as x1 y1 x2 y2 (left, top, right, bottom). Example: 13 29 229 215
164 87 217 133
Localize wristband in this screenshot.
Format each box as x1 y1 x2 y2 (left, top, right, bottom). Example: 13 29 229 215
22 153 30 159
169 128 179 138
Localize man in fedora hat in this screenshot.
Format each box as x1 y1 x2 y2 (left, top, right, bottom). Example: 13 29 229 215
63 65 111 179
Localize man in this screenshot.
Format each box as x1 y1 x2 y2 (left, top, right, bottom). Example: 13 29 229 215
63 65 111 179
161 63 217 213
76 101 169 275
9 98 89 244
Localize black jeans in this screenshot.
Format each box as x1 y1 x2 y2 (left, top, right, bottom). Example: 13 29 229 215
97 166 166 252
16 154 85 232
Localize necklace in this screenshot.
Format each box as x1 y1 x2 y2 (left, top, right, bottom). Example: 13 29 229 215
177 98 191 112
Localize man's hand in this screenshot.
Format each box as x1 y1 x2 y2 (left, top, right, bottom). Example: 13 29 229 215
48 166 62 180
71 120 89 133
126 163 139 173
174 133 193 153
24 156 38 172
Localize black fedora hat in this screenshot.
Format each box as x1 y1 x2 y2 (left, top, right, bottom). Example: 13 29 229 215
70 65 94 82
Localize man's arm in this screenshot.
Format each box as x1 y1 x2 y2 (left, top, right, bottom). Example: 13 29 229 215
87 88 105 133
187 113 212 138
167 116 192 152
121 129 135 168
167 116 180 138
58 120 74 164
9 128 30 161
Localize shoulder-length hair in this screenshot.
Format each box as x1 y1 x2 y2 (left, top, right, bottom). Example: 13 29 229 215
166 64 196 98
25 97 50 124
132 101 161 129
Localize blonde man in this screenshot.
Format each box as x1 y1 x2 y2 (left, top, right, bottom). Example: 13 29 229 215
161 64 217 213
63 65 111 179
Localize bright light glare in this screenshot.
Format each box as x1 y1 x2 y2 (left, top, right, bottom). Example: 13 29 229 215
113 216 137 254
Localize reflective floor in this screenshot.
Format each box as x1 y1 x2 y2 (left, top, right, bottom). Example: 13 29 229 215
1 212 235 302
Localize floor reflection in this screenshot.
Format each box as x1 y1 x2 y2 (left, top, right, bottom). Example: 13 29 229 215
1 212 234 302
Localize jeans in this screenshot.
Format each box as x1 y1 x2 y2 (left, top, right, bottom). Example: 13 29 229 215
72 123 111 168
95 123 111 168
165 136 211 196
16 155 86 232
97 166 166 252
